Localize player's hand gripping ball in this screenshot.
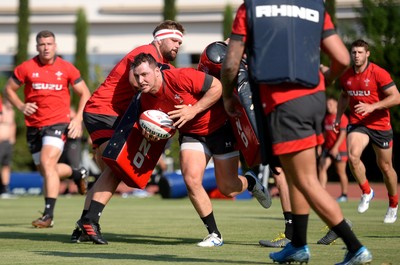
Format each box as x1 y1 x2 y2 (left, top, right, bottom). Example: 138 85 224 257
139 110 176 139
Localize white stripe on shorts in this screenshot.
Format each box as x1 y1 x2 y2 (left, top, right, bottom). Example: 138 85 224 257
31 136 65 165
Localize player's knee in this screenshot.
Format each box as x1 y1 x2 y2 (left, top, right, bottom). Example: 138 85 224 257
377 161 394 176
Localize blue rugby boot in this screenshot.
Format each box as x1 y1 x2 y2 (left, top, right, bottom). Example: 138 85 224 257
269 242 310 264
335 246 372 265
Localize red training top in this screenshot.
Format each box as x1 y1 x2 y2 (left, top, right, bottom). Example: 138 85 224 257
13 56 81 127
339 62 394 130
324 113 348 151
140 68 227 136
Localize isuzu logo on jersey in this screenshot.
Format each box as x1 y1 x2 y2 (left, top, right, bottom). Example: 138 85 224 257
32 83 63 90
255 5 320 23
347 90 371 96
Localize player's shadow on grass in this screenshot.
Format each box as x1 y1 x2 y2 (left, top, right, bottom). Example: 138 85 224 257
0 230 265 249
0 231 203 245
364 235 400 239
33 250 268 264
113 233 263 247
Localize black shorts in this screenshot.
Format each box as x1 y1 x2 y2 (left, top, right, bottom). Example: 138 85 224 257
59 138 82 168
0 141 13 166
83 112 120 148
267 91 325 155
26 123 68 154
179 121 238 157
347 124 393 149
321 148 348 162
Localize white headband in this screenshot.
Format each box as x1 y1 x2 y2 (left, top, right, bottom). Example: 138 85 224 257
154 29 183 41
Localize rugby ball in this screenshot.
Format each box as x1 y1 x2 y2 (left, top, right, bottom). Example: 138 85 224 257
139 110 176 139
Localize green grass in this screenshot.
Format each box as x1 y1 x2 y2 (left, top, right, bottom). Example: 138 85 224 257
0 195 398 265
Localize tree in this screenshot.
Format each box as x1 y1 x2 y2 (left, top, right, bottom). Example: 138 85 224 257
163 0 177 69
74 8 89 84
73 8 89 107
163 0 176 21
12 0 33 171
223 4 233 40
15 0 30 66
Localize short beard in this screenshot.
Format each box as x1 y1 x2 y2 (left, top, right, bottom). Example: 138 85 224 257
164 52 177 62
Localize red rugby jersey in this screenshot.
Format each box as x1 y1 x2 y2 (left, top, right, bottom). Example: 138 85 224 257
339 62 394 130
140 68 228 136
84 43 169 117
231 4 335 114
13 56 81 127
323 113 348 151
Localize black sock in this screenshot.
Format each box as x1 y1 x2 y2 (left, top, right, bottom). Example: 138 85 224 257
71 168 82 182
43 197 57 218
245 173 256 191
84 200 105 223
200 212 221 238
291 214 308 247
80 209 89 219
283 212 293 240
0 184 9 194
332 219 362 253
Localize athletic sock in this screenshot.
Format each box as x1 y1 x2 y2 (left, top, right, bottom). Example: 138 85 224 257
283 211 293 240
0 184 5 194
70 168 83 182
245 173 256 191
43 197 57 218
291 214 308 247
388 193 398 208
332 219 362 253
200 212 221 238
0 184 9 194
84 200 105 223
359 180 371 195
80 209 89 219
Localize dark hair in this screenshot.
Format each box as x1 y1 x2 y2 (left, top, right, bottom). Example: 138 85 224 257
351 39 369 52
152 20 185 36
36 30 55 43
131 53 158 70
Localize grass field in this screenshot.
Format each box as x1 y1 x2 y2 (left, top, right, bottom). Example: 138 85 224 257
0 195 398 265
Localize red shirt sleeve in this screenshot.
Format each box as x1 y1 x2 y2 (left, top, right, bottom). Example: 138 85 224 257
232 4 247 40
64 61 82 85
13 61 29 85
340 114 349 130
